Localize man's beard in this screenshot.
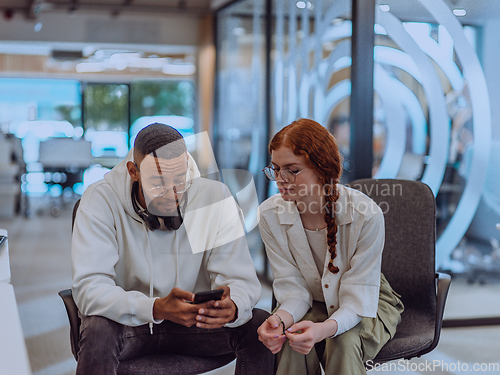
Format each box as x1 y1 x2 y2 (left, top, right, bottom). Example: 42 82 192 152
147 196 180 217
146 194 186 231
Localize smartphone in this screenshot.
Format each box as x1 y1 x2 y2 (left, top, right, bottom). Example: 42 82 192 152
0 235 6 251
192 289 224 304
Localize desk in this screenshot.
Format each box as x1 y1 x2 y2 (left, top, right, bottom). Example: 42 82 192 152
0 228 10 283
0 283 32 375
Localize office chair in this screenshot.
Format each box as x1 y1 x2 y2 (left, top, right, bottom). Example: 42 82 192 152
348 179 451 365
58 200 236 374
270 179 451 367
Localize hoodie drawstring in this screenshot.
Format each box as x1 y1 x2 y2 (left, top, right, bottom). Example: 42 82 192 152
142 216 182 335
174 230 180 289
142 222 155 335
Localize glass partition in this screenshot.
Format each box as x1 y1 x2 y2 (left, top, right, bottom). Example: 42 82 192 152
270 0 353 186
373 0 497 322
216 0 353 277
215 0 268 274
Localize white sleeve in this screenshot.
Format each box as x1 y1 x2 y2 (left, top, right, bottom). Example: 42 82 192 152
258 212 312 323
72 188 156 326
328 305 362 337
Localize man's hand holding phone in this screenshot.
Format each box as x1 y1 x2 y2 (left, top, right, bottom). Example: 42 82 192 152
195 285 237 329
153 286 236 329
153 287 215 327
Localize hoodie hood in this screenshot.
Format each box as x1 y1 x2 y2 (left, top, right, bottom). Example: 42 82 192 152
104 148 202 220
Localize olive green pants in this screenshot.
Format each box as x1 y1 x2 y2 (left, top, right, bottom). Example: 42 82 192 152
275 274 404 375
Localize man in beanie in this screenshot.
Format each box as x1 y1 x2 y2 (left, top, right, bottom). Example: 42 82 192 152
72 123 273 374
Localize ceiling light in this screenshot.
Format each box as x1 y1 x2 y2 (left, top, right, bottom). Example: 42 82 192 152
109 52 142 62
296 1 306 9
76 62 105 73
452 8 466 16
379 4 390 12
162 63 196 76
127 57 167 69
114 61 127 71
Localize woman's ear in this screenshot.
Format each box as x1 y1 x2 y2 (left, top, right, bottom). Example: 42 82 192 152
127 161 140 182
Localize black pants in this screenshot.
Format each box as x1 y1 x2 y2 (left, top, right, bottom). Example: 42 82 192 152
76 308 274 375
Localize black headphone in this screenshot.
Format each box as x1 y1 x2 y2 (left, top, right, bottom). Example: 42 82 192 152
131 181 185 231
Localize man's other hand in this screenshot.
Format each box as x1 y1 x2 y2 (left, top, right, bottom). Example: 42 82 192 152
194 285 237 329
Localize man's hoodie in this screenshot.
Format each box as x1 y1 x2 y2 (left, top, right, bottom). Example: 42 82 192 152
71 149 261 328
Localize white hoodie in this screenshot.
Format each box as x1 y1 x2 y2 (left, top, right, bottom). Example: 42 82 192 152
71 149 261 328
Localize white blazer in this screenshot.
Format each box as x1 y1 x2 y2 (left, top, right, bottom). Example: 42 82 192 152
257 184 384 324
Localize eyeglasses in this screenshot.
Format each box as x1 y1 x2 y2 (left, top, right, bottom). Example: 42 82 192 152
262 165 307 183
146 181 191 197
134 162 191 197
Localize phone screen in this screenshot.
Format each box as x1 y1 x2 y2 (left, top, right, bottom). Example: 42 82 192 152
192 289 224 304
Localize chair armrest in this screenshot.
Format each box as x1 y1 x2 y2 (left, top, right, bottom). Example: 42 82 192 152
427 272 451 354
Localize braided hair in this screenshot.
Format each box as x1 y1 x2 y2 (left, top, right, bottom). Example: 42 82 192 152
269 118 343 274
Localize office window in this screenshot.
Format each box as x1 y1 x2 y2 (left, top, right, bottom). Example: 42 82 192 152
0 78 82 214
129 80 195 147
83 83 129 167
0 78 82 164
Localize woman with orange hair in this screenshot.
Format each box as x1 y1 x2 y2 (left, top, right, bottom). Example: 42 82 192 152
257 118 404 374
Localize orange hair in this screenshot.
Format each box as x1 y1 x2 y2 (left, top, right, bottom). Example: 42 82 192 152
269 118 343 274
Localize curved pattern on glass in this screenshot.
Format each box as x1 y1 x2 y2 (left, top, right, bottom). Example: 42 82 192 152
271 0 491 270
273 0 351 128
377 4 491 269
373 65 407 178
377 10 450 195
419 0 492 268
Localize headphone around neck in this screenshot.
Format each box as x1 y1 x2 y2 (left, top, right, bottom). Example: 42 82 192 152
131 181 185 231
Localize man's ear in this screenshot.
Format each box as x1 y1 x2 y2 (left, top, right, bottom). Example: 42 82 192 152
127 161 140 182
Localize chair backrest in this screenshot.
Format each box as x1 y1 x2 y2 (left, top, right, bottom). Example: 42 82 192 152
60 199 83 361
58 289 81 360
348 179 436 315
72 199 81 231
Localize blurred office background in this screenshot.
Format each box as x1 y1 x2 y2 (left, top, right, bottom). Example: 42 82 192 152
0 0 500 374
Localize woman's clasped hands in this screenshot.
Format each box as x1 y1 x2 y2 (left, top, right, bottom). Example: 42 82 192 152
257 314 287 354
258 316 338 355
